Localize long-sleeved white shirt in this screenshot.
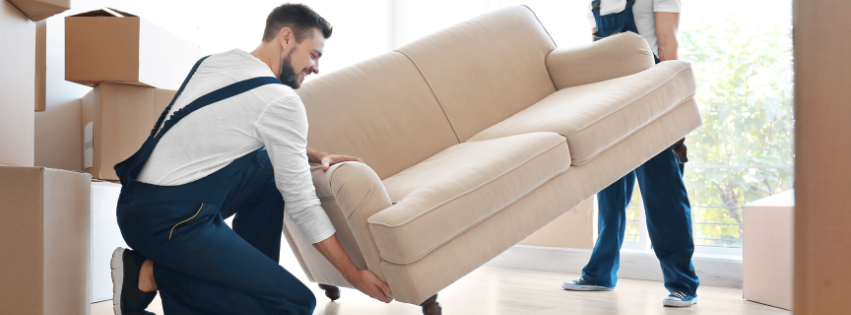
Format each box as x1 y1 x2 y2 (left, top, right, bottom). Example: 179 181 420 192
137 49 336 244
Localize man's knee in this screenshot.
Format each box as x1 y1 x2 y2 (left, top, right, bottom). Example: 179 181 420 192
286 282 316 315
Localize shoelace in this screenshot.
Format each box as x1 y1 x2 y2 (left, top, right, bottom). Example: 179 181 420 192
671 291 688 299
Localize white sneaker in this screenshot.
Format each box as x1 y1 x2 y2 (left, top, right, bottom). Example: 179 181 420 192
561 277 614 291
663 291 698 307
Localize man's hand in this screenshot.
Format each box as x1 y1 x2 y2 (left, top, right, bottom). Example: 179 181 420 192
344 269 393 303
312 234 392 303
320 154 363 172
306 147 364 171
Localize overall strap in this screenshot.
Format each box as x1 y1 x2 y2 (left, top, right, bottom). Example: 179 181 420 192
152 55 211 138
121 74 282 186
154 76 283 139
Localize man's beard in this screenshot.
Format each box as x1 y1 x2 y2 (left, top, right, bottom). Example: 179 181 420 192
278 49 301 89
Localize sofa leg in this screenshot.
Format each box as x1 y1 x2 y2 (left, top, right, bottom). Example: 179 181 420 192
420 294 442 315
318 284 341 301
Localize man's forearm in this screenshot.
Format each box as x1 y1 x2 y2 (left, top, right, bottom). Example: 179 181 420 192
312 233 359 279
654 12 680 62
658 43 678 61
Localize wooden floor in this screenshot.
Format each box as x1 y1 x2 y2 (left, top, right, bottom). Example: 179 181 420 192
92 265 788 315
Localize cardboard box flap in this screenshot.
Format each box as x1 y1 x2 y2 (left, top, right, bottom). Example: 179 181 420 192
107 7 136 17
6 0 70 21
71 7 137 18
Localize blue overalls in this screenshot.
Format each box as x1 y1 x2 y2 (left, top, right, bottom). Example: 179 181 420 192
114 56 317 314
582 0 700 296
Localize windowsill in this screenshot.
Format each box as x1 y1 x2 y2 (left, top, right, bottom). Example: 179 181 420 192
513 245 742 263
491 245 743 288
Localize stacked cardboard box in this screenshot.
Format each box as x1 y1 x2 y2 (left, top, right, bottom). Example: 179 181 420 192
66 8 199 180
1 0 36 166
81 84 177 180
0 166 92 315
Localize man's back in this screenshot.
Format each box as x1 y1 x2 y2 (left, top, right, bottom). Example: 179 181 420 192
138 48 300 186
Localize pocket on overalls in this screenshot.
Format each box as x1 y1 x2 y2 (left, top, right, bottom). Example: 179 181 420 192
169 203 204 240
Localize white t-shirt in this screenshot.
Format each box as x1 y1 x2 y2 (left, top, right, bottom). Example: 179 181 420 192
137 49 335 244
587 0 682 57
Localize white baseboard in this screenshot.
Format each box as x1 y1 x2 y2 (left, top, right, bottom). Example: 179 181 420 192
485 245 742 288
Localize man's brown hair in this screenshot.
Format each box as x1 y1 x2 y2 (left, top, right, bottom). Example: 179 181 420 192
263 3 332 42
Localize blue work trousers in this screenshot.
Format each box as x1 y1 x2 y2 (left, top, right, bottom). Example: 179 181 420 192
117 148 315 315
582 147 700 296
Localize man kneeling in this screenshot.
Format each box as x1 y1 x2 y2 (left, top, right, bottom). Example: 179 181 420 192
110 4 392 315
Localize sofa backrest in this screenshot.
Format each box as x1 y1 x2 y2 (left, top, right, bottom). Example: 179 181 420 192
297 52 459 180
395 6 558 142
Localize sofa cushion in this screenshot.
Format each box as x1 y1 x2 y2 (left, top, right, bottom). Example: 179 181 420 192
395 6 557 142
297 52 459 180
468 61 696 165
369 132 570 264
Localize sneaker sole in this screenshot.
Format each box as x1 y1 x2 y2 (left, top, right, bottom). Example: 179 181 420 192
111 248 125 315
562 283 614 291
663 296 698 307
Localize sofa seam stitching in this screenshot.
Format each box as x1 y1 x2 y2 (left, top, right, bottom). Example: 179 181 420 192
393 50 462 144
572 95 696 166
563 65 691 136
381 167 571 265
467 65 691 144
369 138 567 228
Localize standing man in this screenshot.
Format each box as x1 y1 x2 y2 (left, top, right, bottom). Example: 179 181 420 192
561 0 700 308
109 4 392 315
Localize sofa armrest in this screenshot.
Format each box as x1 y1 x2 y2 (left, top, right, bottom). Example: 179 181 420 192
310 161 394 280
546 32 656 90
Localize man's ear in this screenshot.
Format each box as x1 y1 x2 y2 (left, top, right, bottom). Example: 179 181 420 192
278 27 293 49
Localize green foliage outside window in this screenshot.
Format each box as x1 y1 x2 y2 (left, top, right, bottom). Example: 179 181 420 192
679 4 794 247
622 2 794 248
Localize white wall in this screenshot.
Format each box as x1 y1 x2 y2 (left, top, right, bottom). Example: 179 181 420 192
0 1 35 166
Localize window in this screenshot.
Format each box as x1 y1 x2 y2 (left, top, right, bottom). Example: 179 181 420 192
679 0 794 250
615 0 795 254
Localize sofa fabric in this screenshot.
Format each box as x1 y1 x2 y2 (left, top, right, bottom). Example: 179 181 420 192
395 6 558 142
468 61 696 165
296 52 459 180
546 32 656 90
371 132 570 264
573 98 703 199
381 167 585 303
380 98 702 304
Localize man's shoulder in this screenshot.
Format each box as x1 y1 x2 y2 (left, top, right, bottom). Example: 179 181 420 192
202 49 277 80
267 84 302 106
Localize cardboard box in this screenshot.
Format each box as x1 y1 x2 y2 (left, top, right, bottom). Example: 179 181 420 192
519 197 595 249
0 166 92 315
795 1 851 313
65 8 199 89
6 0 69 21
743 189 794 311
81 83 175 180
35 20 46 112
1 1 36 166
91 181 127 302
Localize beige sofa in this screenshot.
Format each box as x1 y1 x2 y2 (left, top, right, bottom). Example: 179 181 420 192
282 5 702 311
